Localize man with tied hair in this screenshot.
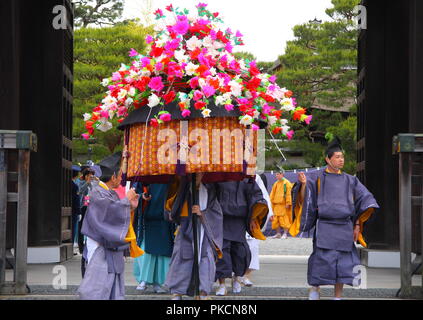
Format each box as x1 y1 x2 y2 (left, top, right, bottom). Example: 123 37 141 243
289 137 379 300
77 152 141 300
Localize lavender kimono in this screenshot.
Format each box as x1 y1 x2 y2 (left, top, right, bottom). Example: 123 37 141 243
290 168 379 286
164 177 223 296
77 183 131 300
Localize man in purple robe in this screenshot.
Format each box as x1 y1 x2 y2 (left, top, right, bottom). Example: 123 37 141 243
214 177 269 296
77 152 139 300
289 137 379 300
164 173 223 300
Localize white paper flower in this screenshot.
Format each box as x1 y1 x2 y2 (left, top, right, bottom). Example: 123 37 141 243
101 78 109 87
128 87 136 97
202 36 213 48
185 62 198 76
117 89 128 100
97 118 113 132
215 95 226 106
178 92 189 102
125 97 134 107
102 95 117 106
240 115 253 126
252 109 260 119
148 93 160 108
83 113 92 121
229 80 242 97
186 36 202 51
174 50 189 63
202 108 211 118
267 116 277 126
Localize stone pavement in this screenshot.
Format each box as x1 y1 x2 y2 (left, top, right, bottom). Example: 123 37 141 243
1 237 422 300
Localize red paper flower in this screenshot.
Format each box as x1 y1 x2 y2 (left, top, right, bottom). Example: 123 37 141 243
163 90 176 104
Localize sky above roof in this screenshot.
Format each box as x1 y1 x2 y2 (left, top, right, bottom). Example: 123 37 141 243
122 0 334 62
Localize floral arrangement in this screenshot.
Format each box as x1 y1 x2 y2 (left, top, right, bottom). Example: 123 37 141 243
82 2 312 140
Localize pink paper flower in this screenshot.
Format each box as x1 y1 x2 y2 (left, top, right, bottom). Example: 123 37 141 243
224 104 234 111
305 115 313 125
141 57 151 68
148 76 164 92
81 133 90 140
173 16 189 35
269 75 276 83
225 43 233 53
159 113 172 122
155 62 163 71
112 72 122 82
202 85 215 98
129 48 139 57
145 35 154 44
193 90 204 101
181 109 191 118
251 124 259 131
190 77 199 89
287 130 295 140
100 111 109 118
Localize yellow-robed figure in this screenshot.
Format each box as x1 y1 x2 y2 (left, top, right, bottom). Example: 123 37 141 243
269 172 293 238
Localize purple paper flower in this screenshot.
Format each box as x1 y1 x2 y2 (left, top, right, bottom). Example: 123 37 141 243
145 35 154 44
173 16 189 35
202 85 215 98
129 48 139 57
141 57 151 68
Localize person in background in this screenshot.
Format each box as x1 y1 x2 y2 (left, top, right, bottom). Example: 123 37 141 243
133 183 176 294
71 166 82 253
214 177 268 296
269 171 293 239
240 174 274 287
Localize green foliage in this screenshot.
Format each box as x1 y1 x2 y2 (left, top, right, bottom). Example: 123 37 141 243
233 51 257 62
73 0 125 28
73 22 153 163
271 0 360 173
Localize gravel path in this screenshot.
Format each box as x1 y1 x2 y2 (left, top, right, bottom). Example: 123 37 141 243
259 237 313 256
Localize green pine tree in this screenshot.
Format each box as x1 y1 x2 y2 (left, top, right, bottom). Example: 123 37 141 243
73 22 153 163
274 0 360 174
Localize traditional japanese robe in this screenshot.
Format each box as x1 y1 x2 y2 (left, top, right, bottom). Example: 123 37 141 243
270 178 293 230
164 177 223 296
214 178 269 279
289 168 379 286
133 183 175 286
77 181 137 300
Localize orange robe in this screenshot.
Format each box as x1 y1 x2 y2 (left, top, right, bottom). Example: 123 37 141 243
270 178 293 230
